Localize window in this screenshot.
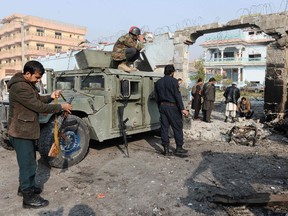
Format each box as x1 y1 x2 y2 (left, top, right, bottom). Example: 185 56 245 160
248 54 261 61
36 28 44 36
55 46 62 52
36 43 45 50
130 81 139 94
223 52 234 61
55 32 62 39
56 77 75 90
81 75 105 90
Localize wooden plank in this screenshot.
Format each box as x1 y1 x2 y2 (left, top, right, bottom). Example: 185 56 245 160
211 193 288 207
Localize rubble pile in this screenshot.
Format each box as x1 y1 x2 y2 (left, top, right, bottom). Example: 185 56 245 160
184 99 271 144
184 119 271 144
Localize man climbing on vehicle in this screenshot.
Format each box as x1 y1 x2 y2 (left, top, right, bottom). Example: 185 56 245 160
112 26 145 72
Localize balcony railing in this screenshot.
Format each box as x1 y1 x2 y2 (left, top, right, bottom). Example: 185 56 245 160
0 47 57 59
204 57 266 66
0 32 84 48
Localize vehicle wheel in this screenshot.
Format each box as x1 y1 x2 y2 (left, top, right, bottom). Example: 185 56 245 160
38 115 90 168
254 89 259 93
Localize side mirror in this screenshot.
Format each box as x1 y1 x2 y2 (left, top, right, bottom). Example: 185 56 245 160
121 79 131 98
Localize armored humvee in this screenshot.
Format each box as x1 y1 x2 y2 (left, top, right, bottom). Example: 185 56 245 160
40 50 163 168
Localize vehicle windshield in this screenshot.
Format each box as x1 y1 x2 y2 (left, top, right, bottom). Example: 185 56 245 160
56 77 75 90
81 75 105 90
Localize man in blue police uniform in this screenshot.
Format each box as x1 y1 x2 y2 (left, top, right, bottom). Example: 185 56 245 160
155 64 189 156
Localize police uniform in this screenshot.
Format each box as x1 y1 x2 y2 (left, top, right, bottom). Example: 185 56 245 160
155 75 186 154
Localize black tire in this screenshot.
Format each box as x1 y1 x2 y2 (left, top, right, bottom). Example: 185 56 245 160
38 115 90 168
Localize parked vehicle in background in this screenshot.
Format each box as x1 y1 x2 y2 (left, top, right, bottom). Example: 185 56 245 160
244 82 264 92
0 76 11 103
214 83 226 91
236 82 247 91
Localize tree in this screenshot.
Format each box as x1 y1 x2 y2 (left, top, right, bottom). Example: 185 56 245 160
190 59 205 82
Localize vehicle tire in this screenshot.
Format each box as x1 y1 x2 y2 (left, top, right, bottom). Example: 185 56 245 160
254 89 259 93
38 115 90 168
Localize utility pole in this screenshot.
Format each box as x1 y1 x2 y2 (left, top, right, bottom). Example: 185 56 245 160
20 18 25 69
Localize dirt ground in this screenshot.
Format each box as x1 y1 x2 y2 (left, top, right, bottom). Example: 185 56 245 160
1 97 288 216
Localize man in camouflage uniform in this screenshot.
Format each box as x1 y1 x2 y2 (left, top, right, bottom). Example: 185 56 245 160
112 26 144 72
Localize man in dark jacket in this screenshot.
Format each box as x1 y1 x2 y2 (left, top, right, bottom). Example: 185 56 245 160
191 78 203 120
202 77 216 123
8 60 72 209
223 82 240 123
155 65 189 156
112 26 145 72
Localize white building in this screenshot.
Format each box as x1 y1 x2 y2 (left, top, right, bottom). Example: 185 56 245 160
201 28 274 84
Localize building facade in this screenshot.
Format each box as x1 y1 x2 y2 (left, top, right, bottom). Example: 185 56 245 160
201 28 274 84
0 13 87 78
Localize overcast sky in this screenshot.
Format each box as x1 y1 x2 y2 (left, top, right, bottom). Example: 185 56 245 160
1 0 287 59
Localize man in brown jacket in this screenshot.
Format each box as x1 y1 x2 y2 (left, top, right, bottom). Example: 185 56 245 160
202 77 216 123
237 97 254 119
8 60 72 209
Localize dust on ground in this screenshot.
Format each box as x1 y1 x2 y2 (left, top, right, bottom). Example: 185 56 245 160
1 97 288 216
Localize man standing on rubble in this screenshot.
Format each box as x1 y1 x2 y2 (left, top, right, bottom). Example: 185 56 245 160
202 77 216 123
8 60 72 209
223 82 240 123
155 64 189 156
112 26 145 73
191 78 203 120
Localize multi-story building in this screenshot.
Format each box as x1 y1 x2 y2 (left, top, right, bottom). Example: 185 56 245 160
0 13 87 78
201 28 274 84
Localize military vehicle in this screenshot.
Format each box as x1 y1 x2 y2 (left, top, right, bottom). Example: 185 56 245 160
0 50 190 168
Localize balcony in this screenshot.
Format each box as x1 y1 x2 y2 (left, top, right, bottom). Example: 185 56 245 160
0 32 84 49
0 35 22 47
24 33 82 47
204 57 266 67
0 47 56 60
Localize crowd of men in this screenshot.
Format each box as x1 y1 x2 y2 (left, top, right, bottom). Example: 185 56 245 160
191 80 254 123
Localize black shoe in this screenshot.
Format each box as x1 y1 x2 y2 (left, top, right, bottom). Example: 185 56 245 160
175 146 188 154
163 145 173 156
231 117 236 123
18 186 42 197
224 117 228 122
22 189 49 209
